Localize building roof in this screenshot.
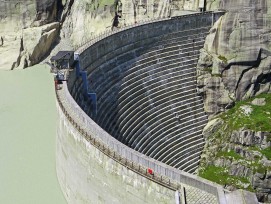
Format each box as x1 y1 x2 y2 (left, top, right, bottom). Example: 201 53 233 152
50 51 74 61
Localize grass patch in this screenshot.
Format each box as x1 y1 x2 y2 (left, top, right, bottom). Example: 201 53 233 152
256 165 267 174
199 165 253 191
199 166 229 184
261 147 271 160
216 150 243 160
266 134 271 142
248 146 261 151
221 93 271 131
247 158 269 174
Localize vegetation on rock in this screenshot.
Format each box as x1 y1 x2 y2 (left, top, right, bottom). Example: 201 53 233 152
221 93 271 132
261 147 271 160
218 55 227 64
199 93 271 201
199 165 253 191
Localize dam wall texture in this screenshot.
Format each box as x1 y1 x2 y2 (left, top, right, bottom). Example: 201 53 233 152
56 12 258 204
56 81 226 204
69 12 223 174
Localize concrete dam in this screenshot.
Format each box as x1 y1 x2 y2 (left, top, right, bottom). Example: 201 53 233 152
55 12 258 204
70 12 218 173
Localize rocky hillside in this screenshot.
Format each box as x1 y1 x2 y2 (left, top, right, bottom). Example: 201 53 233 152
199 94 271 202
0 0 60 69
0 0 215 70
197 0 271 202
197 0 271 116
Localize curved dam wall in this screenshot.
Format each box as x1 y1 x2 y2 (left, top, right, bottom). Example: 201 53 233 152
68 12 223 174
55 12 238 204
56 90 176 204
56 12 260 204
56 81 225 204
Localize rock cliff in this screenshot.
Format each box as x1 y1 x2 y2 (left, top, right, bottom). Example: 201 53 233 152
60 0 214 48
0 0 60 69
197 1 271 202
197 0 271 116
0 0 214 70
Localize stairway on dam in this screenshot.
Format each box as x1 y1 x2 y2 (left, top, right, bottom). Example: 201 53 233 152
69 15 212 174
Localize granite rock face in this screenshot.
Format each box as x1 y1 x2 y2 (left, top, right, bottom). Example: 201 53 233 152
19 22 60 68
0 0 60 69
0 0 57 28
60 0 218 47
197 0 271 116
251 98 266 106
197 2 271 202
0 0 218 70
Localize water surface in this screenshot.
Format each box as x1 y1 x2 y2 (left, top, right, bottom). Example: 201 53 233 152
0 64 67 204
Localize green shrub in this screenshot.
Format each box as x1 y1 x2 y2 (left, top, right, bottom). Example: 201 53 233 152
261 147 271 160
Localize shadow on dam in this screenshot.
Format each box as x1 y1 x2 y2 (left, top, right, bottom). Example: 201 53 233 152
68 13 222 173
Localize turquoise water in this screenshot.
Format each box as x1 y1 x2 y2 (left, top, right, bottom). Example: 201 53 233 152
0 65 67 204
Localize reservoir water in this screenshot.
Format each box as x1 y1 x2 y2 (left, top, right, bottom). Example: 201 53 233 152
0 64 67 204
